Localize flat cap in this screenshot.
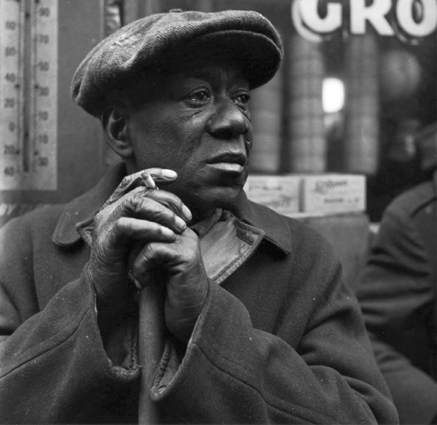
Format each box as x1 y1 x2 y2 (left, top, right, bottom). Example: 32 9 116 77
71 9 283 117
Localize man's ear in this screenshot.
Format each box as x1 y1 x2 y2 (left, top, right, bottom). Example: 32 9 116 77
101 108 134 159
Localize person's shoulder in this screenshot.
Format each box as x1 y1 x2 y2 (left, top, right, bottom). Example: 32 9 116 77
0 203 66 242
387 181 436 218
247 200 335 257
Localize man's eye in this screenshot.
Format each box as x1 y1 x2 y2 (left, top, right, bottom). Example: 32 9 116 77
187 90 210 106
232 92 251 107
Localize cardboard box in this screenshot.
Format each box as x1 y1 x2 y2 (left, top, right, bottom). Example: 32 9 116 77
244 175 300 215
300 174 366 214
244 174 366 216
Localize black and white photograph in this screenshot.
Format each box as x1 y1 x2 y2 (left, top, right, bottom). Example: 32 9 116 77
0 0 435 423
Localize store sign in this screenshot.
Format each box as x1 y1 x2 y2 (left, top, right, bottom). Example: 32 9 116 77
291 0 437 42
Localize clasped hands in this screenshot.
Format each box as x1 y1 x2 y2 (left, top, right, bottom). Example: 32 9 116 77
86 168 208 342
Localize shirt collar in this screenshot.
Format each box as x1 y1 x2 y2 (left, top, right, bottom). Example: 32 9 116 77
52 163 292 254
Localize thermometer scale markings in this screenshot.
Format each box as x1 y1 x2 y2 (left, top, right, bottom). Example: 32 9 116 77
0 0 58 191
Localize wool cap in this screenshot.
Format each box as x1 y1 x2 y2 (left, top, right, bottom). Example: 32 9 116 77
71 9 283 117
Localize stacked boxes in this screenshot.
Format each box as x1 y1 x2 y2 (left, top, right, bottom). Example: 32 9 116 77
243 176 300 216
244 174 366 216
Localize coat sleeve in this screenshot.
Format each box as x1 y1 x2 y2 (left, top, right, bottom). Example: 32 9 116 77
148 231 399 424
0 216 140 424
356 202 437 425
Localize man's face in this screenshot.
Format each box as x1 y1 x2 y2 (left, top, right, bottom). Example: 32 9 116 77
125 59 253 221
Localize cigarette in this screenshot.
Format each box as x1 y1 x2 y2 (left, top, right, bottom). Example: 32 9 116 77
142 172 157 190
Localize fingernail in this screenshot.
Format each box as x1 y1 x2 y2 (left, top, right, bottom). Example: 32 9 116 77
133 277 142 290
182 205 192 222
162 226 176 239
128 271 142 290
175 216 187 232
161 169 177 180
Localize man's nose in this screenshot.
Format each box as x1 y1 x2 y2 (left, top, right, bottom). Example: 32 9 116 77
206 101 250 140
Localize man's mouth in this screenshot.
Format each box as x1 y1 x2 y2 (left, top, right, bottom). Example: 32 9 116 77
207 153 247 173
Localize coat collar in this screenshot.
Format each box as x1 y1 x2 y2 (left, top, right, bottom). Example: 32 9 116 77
234 192 292 254
52 163 292 254
52 163 126 247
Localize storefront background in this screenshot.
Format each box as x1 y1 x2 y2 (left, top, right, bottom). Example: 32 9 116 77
0 0 435 224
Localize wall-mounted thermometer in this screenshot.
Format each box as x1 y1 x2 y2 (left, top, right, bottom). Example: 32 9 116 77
0 0 58 190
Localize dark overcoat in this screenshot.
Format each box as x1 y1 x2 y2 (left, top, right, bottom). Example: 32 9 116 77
0 164 397 424
357 179 437 425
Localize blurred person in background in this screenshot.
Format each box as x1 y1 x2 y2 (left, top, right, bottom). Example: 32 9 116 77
357 122 437 424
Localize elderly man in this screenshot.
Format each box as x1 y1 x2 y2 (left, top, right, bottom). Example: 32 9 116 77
0 10 397 424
